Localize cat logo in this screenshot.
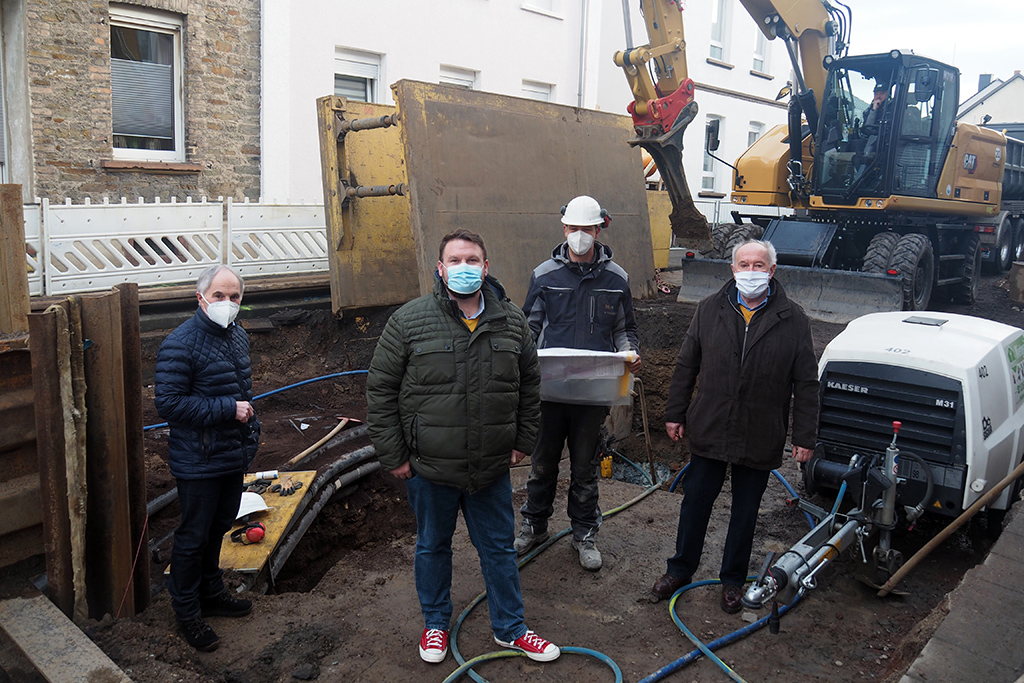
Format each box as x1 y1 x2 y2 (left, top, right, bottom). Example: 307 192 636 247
963 153 978 174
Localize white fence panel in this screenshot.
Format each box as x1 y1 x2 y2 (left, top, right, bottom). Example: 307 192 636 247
24 204 43 296
227 199 328 278
44 197 224 295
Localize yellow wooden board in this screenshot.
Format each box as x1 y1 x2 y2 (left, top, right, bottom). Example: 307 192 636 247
165 470 317 575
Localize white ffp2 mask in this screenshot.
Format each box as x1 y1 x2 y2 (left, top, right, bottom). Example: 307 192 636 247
201 294 240 328
567 230 595 255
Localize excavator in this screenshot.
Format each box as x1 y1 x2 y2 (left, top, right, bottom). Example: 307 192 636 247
616 0 1024 320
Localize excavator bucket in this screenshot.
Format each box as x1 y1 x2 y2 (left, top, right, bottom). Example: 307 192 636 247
629 101 711 252
676 257 903 324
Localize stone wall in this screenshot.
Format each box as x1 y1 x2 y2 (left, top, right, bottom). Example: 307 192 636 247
23 0 261 202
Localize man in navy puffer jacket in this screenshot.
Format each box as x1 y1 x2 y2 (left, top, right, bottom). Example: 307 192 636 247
155 265 260 652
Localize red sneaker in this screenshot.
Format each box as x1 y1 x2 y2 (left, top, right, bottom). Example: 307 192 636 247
419 628 449 663
494 629 560 662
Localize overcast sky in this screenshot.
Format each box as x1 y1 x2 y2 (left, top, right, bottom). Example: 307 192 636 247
840 0 1023 99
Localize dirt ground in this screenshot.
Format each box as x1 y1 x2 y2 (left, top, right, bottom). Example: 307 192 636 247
7 269 1023 682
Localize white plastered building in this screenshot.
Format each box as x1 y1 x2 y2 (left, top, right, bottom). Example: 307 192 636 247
260 1 792 205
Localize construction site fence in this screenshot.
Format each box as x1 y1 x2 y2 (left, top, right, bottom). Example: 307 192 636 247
21 196 788 296
24 197 327 296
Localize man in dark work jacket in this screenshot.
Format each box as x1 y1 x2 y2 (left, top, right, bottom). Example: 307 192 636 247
650 239 819 614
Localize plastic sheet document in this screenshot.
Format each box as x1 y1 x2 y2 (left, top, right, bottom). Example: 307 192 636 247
537 348 636 406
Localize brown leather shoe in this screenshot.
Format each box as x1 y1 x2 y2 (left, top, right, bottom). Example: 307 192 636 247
651 573 688 601
721 583 744 614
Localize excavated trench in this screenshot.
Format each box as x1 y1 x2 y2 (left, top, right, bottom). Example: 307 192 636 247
81 271 1023 682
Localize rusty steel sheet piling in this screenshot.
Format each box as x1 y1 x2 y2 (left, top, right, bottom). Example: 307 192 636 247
80 291 135 619
116 283 149 613
29 304 88 622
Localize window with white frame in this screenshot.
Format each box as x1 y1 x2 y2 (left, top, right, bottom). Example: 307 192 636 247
439 65 477 90
753 30 768 72
703 116 722 190
110 5 184 162
522 80 553 102
709 0 727 61
334 49 381 102
748 122 764 148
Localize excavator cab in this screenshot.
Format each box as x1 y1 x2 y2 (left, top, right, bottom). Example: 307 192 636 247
814 52 959 205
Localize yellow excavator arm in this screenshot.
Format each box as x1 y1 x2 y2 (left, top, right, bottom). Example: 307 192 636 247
616 0 843 238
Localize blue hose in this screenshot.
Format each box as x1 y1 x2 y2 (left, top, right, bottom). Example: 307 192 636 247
441 647 622 683
831 480 848 516
636 579 803 683
771 469 816 528
450 482 662 682
639 468 812 682
608 447 656 486
143 369 369 431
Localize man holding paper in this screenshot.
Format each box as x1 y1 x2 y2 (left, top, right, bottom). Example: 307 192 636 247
514 195 641 571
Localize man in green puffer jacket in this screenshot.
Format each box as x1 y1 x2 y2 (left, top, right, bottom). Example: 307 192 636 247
366 229 560 665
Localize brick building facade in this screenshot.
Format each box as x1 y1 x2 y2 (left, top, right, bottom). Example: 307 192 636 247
5 0 260 202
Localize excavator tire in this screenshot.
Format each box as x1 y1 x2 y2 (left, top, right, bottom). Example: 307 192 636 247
860 232 900 274
951 234 981 305
888 233 934 311
986 215 1014 273
723 223 766 257
709 223 741 259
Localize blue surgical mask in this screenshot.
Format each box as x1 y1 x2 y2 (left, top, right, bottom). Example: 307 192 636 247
443 263 484 295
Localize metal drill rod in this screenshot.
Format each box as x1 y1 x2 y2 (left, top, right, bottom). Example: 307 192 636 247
338 113 401 133
345 183 407 198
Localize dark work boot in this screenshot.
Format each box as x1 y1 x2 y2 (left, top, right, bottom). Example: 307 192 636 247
651 573 689 601
201 591 252 618
180 617 220 652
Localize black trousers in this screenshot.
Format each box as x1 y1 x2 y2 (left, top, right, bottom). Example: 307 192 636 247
520 401 608 541
666 454 771 586
169 473 244 621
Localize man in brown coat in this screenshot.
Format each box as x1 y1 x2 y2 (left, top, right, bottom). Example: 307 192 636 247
650 239 819 613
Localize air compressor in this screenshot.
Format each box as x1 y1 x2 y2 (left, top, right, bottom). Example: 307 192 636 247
743 312 1024 609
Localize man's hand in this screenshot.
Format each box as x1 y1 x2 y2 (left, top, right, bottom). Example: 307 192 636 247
389 461 413 479
510 449 529 466
792 446 813 463
235 401 254 422
626 356 642 374
665 422 685 442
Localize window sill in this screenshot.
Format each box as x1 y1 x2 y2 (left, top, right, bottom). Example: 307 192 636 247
749 69 773 80
101 160 202 174
520 3 563 19
698 191 727 199
706 58 734 70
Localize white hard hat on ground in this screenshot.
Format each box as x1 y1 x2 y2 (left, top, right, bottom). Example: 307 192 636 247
561 196 605 226
236 491 268 520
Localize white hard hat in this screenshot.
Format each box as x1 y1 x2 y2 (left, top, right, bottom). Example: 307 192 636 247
560 195 606 227
236 491 268 520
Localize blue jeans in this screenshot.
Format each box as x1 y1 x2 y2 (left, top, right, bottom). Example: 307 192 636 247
666 454 771 586
521 401 607 541
169 473 244 622
405 471 527 643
